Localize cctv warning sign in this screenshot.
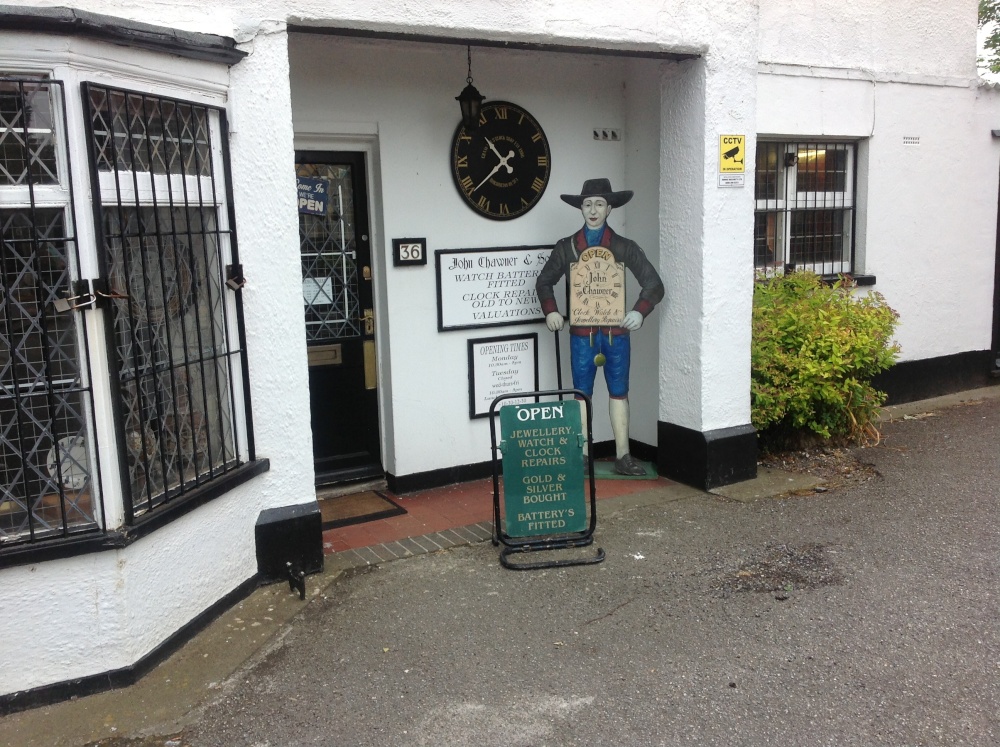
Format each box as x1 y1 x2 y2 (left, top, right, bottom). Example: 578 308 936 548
719 135 745 173
718 134 746 187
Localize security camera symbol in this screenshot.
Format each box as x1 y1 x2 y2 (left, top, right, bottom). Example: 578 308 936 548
723 145 743 165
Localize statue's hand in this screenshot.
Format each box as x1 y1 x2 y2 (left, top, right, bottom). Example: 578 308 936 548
621 310 643 331
545 312 565 331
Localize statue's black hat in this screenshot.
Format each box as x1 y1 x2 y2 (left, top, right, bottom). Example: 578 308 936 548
560 178 633 208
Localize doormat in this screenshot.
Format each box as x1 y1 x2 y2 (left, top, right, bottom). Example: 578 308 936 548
319 491 405 530
591 459 658 480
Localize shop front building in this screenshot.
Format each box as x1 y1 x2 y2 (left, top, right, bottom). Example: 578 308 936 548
1 0 996 707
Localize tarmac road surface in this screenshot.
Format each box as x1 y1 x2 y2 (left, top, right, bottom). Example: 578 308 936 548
2 390 998 747
178 394 999 746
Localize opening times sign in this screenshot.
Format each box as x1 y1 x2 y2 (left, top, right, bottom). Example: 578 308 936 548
468 334 538 419
499 400 587 537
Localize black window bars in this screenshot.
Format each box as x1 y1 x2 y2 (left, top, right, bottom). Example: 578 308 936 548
82 83 251 522
754 140 857 276
1 77 105 547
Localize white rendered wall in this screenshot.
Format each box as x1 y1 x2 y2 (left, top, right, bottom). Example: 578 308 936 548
0 28 313 696
658 9 759 433
289 35 662 475
622 58 667 448
757 0 1000 364
11 0 707 55
861 82 999 361
759 0 977 80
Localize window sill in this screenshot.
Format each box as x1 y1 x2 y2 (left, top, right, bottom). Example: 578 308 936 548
0 458 270 570
820 273 876 287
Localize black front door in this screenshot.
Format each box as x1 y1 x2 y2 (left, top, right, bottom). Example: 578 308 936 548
295 151 381 485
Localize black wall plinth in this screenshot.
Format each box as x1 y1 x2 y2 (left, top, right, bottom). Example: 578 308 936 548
658 421 757 490
874 350 997 405
255 503 323 582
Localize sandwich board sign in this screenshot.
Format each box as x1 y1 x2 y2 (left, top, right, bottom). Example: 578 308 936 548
490 392 604 570
500 400 587 536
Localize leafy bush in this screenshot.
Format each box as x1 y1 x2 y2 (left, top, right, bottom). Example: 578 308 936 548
751 271 900 445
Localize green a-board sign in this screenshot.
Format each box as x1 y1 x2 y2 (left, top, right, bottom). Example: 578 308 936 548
499 400 587 537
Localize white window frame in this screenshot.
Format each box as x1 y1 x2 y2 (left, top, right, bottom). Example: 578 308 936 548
0 74 106 545
755 140 857 276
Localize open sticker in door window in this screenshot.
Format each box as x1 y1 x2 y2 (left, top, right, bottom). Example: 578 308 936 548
297 177 329 215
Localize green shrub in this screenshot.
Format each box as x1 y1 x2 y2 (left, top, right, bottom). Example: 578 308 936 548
751 271 900 445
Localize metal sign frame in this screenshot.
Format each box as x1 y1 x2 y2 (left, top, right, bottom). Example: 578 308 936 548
488 389 605 570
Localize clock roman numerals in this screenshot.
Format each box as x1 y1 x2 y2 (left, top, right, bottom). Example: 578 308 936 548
451 101 550 220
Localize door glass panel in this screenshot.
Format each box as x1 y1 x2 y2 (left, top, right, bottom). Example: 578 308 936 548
296 164 362 343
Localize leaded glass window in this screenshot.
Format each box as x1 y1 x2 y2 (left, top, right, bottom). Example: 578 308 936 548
1 78 101 546
0 76 59 186
85 83 244 519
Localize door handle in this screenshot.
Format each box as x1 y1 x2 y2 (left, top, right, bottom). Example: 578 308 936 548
359 308 374 335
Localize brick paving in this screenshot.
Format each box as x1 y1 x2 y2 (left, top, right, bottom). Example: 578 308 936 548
321 469 671 568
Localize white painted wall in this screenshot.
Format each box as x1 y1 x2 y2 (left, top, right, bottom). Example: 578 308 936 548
289 35 666 474
658 6 759 433
10 0 711 55
861 82 1000 361
623 58 667 448
757 0 1000 365
0 28 312 696
759 0 977 80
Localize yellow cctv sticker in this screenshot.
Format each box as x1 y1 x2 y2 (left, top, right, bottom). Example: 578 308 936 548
719 135 745 173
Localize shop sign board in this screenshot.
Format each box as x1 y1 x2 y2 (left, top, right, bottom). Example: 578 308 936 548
499 400 586 538
468 334 538 419
435 246 552 330
296 176 329 214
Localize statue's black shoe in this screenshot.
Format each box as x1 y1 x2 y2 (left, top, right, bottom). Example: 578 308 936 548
614 454 646 476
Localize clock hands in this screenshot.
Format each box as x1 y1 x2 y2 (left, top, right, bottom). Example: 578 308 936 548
473 163 504 193
472 137 515 193
485 137 515 174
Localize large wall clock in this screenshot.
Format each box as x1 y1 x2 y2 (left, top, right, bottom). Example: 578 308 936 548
450 101 551 221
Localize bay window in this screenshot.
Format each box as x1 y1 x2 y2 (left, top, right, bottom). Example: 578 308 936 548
0 73 257 558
